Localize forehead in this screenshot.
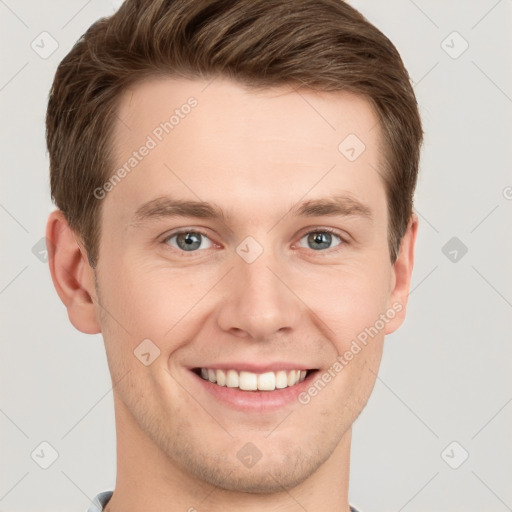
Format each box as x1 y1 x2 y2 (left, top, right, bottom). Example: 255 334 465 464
114 76 381 149
107 76 386 228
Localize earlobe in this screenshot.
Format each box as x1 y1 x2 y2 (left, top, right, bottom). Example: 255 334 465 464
385 213 419 335
46 210 102 334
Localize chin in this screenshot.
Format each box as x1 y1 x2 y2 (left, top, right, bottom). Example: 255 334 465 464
175 437 325 495
198 461 315 494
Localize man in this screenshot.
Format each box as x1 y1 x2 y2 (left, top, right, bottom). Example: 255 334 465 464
45 0 422 510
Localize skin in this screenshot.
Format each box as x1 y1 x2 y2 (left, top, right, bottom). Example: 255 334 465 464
47 76 417 512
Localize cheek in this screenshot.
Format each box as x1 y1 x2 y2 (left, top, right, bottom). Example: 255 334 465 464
301 260 392 347
94 257 174 379
99 254 201 337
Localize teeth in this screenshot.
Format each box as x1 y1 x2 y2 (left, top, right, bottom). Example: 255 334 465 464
198 368 308 391
275 370 288 389
257 372 275 391
216 369 226 386
239 371 258 391
287 370 300 386
226 369 239 388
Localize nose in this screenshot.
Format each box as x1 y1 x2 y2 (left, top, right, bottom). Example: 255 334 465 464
216 245 302 341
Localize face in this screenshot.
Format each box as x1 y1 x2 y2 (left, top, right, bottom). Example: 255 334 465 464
88 76 410 492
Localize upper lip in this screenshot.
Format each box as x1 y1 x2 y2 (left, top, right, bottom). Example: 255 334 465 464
190 362 316 373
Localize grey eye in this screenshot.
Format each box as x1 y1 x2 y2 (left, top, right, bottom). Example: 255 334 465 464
166 231 212 252
298 231 342 251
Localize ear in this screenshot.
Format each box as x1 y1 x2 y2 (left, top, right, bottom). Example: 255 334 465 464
385 213 418 334
46 210 101 334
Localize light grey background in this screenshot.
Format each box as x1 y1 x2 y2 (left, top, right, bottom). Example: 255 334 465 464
1 1 511 511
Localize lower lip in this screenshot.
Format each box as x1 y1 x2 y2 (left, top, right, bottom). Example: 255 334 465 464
189 370 318 412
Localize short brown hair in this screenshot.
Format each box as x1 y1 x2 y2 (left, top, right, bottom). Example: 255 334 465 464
46 0 422 267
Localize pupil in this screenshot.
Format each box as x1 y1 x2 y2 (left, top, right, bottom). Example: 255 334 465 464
309 232 331 250
179 232 201 251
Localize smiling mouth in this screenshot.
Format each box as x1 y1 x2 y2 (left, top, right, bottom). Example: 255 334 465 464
192 368 317 391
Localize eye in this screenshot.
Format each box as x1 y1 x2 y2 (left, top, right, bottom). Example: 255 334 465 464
163 230 213 252
297 229 344 251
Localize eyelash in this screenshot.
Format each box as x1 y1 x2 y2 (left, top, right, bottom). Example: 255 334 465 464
161 227 348 255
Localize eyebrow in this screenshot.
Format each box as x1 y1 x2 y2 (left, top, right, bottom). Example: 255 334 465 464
131 193 373 226
292 194 372 220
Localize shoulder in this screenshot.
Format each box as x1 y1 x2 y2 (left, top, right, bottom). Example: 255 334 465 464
86 490 113 512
